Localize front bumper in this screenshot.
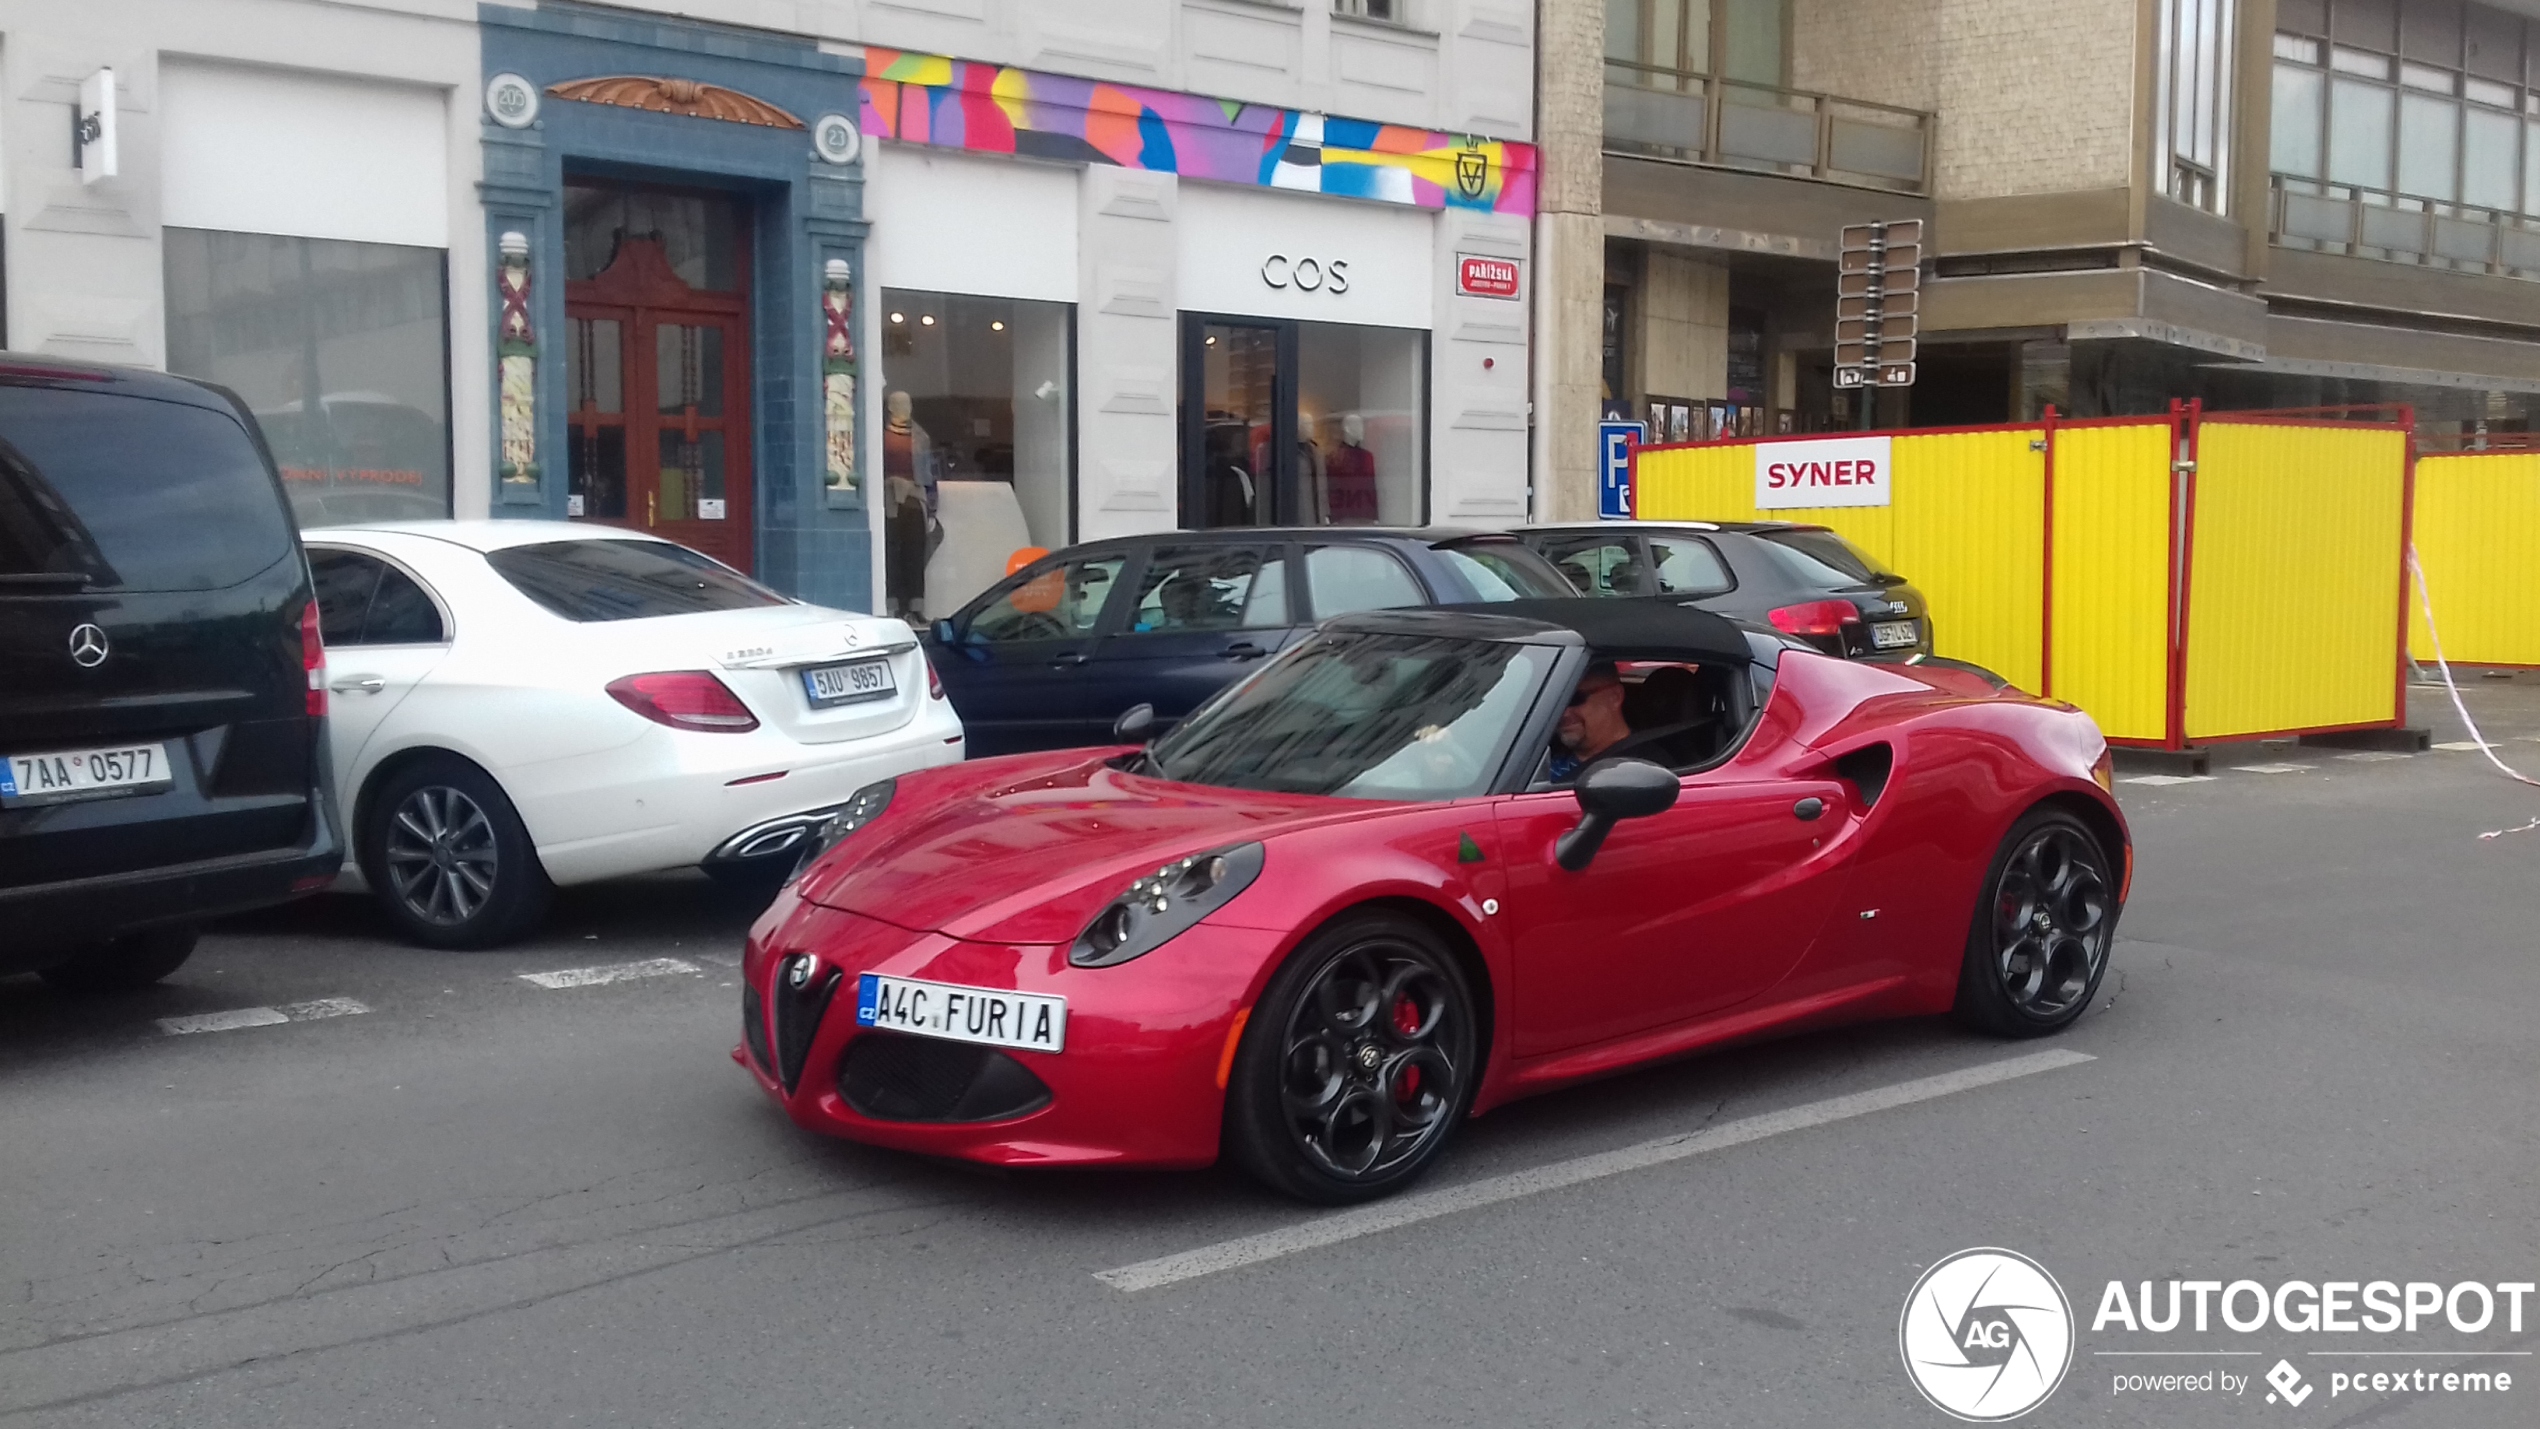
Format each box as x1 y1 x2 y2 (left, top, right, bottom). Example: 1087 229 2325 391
736 892 1282 1169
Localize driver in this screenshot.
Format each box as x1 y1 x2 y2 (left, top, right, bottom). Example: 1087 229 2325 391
1548 662 1631 781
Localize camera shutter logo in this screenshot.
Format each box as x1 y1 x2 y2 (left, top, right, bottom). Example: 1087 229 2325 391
67 623 110 669
1899 1248 2075 1421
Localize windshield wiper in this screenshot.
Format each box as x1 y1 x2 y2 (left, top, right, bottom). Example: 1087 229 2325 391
0 572 92 589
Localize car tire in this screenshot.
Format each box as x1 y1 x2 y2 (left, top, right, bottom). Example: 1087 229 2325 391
1225 909 1481 1205
361 756 552 950
38 925 199 994
1952 807 2118 1038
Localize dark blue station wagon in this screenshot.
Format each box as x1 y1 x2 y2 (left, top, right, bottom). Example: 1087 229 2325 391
924 528 1574 756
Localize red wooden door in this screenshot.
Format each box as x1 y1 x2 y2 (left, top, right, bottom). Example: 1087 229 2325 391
565 236 752 572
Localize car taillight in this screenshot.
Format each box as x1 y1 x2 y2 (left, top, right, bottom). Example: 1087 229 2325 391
302 601 327 717
1767 599 1864 638
924 654 945 700
606 671 760 732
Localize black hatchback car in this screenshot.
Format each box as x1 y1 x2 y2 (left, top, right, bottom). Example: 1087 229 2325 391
1 357 341 990
1517 521 1934 660
925 528 1575 754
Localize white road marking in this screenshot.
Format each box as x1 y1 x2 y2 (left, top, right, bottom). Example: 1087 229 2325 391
517 957 700 990
158 999 372 1036
1094 1049 2096 1293
2231 762 2314 775
2336 751 2415 762
2432 740 2495 752
2122 774 2214 786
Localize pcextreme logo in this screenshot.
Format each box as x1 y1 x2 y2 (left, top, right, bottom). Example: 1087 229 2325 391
1900 1248 2077 1421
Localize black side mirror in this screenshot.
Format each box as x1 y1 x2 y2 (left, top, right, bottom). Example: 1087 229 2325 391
1555 758 1680 871
1113 702 1158 744
930 617 958 645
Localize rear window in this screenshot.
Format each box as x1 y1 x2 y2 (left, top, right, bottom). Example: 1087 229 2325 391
1755 529 1900 586
0 385 295 593
486 539 788 622
1435 540 1575 600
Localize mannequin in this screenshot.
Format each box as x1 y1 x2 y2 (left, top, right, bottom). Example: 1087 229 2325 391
1325 412 1378 525
882 390 939 617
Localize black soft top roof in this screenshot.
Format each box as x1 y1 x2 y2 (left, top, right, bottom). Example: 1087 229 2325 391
1329 598 1753 664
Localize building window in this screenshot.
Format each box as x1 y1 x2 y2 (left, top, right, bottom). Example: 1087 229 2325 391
2157 0 2238 211
878 289 1075 620
1334 0 1400 21
2273 1 2534 215
163 229 452 528
1606 1 1786 86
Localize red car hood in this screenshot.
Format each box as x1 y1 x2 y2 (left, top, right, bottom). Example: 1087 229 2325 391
794 750 1390 944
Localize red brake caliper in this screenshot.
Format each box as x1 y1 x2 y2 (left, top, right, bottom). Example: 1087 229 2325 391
1392 996 1422 1102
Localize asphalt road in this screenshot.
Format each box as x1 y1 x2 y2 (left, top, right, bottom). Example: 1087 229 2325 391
4 679 2536 1428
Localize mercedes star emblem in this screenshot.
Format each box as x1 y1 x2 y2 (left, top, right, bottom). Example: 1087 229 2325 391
67 623 109 668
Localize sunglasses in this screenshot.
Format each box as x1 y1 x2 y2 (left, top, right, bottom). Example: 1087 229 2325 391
1567 683 1616 708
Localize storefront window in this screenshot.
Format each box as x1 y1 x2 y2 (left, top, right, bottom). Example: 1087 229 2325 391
163 229 451 527
878 288 1074 619
1297 323 1423 526
1187 317 1426 530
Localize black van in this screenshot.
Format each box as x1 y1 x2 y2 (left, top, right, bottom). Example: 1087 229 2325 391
1 356 341 990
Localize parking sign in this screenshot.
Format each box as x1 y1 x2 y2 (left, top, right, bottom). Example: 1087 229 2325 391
1598 421 1642 520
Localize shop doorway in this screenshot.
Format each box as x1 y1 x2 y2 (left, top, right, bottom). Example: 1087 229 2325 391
1179 313 1426 530
563 181 753 572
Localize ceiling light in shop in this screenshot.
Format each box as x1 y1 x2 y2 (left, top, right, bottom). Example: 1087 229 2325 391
1205 335 1217 346
921 315 936 326
991 321 1005 331
889 312 904 324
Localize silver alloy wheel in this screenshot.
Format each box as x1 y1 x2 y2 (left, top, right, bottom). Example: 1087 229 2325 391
383 784 501 927
1988 823 2112 1019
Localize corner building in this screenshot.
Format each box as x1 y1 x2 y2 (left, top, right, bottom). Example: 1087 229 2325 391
1 0 1537 613
1536 0 2540 515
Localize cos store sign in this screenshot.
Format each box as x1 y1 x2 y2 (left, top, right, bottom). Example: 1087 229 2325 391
1260 254 1352 294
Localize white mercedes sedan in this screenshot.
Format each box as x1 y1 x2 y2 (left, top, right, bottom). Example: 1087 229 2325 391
301 521 965 947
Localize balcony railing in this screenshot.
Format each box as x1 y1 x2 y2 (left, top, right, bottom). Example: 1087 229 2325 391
1602 60 1933 195
2270 173 2540 281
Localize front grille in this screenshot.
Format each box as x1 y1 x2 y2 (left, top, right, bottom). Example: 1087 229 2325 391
772 961 843 1094
837 1031 1053 1123
741 984 770 1072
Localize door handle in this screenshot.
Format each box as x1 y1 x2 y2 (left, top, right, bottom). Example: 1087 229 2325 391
1793 797 1825 821
330 675 387 694
1049 652 1089 668
1221 641 1268 661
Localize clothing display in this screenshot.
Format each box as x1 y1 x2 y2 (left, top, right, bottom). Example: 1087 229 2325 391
1326 439 1376 524
883 391 940 613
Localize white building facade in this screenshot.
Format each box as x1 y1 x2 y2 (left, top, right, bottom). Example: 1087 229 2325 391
1 0 1537 615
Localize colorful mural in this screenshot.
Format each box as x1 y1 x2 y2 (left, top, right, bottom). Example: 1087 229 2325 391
859 48 1537 217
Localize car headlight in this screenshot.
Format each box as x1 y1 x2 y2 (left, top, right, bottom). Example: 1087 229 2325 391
783 778 895 886
1069 842 1266 968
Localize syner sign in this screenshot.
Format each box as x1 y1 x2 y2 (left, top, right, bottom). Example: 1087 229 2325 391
1755 435 1891 510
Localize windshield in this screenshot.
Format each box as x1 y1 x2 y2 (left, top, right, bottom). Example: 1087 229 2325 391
1756 529 1900 586
487 538 789 621
1149 631 1548 800
1436 541 1574 600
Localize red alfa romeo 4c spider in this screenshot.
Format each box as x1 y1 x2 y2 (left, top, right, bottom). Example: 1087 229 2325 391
736 600 2129 1203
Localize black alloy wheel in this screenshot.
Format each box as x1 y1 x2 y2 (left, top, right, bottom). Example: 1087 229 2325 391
362 756 551 949
1954 809 2117 1036
1227 910 1479 1203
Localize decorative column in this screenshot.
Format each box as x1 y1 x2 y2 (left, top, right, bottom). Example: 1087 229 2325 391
822 256 858 497
496 231 540 492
